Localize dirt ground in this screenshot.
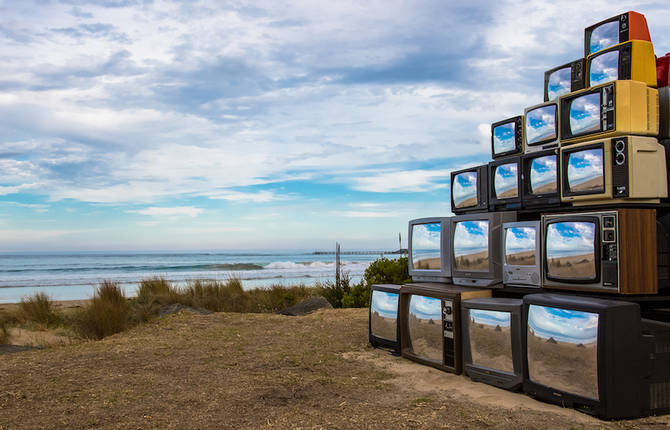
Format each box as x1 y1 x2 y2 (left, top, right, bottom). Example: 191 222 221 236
2 308 670 429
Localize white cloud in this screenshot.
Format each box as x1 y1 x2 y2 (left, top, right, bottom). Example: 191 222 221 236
350 169 449 193
206 190 284 203
130 206 203 218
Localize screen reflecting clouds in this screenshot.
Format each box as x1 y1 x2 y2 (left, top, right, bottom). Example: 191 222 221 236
589 21 619 55
547 67 572 100
569 93 601 135
546 221 597 280
494 163 518 199
567 148 604 193
453 172 478 208
529 155 557 194
505 226 536 266
454 221 489 272
469 309 514 372
493 122 517 155
408 295 443 362
589 50 618 86
526 105 557 145
371 290 398 341
412 222 441 270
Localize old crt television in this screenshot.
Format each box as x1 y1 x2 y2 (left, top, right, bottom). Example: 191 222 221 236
524 293 648 419
399 282 490 374
450 211 517 288
524 101 559 153
559 80 659 145
369 284 401 352
544 59 586 102
660 87 670 139
491 116 524 158
461 298 524 390
586 40 657 88
408 217 452 283
584 11 650 57
521 149 561 209
659 52 670 88
488 157 522 211
560 136 667 206
542 209 657 294
450 165 488 214
502 221 541 288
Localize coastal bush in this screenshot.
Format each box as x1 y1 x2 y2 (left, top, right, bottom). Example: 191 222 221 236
246 284 314 312
74 281 132 340
317 272 353 309
182 278 250 312
18 292 63 328
341 256 411 308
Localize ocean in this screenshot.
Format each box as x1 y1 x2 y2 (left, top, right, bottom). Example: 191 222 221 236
0 251 398 303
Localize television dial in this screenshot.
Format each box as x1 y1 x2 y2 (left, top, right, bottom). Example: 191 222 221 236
615 140 626 152
615 152 626 165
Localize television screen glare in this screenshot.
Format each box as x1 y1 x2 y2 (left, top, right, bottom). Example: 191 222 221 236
408 295 443 362
589 50 619 86
370 290 399 342
493 122 517 155
505 226 537 266
527 304 599 400
493 163 518 199
526 105 557 145
468 309 514 373
453 171 478 209
529 155 557 195
547 67 572 101
569 93 601 136
566 148 604 193
546 221 597 280
454 221 489 272
589 20 619 55
411 223 441 270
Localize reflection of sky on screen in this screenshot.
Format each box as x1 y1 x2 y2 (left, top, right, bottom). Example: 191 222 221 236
453 172 477 206
589 21 619 54
528 304 599 344
470 309 510 327
505 226 536 254
412 223 441 267
567 148 603 189
409 295 442 320
526 105 556 144
569 93 601 135
548 67 571 100
493 122 516 154
454 220 488 256
530 155 557 191
371 290 398 319
589 50 618 86
546 221 595 258
494 163 518 197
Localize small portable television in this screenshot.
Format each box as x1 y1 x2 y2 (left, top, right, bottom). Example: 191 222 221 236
461 298 524 390
450 211 517 288
584 11 651 57
559 80 659 145
488 157 522 211
521 148 561 209
544 58 586 102
560 136 667 206
369 284 401 352
450 165 488 214
408 217 452 283
586 40 657 88
399 283 491 374
524 101 559 153
491 116 524 158
502 221 541 288
542 208 657 294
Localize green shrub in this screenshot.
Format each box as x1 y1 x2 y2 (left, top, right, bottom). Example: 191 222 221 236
317 272 354 309
341 256 411 308
74 281 132 340
341 282 370 308
18 292 62 327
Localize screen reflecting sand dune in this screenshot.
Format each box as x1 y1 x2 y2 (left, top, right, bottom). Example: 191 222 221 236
589 21 619 54
547 67 572 100
454 221 489 272
469 309 514 373
408 295 443 362
371 290 398 341
494 163 518 199
546 221 597 280
453 172 478 208
529 155 557 195
569 93 601 135
526 105 557 145
505 227 536 266
493 122 516 155
567 148 604 193
412 223 441 270
589 50 619 86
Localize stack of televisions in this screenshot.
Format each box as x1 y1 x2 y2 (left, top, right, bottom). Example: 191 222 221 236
369 12 670 420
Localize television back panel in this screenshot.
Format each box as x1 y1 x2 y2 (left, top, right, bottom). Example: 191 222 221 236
520 148 562 209
544 58 586 102
502 221 541 288
584 11 651 57
450 165 489 214
488 157 522 211
524 101 559 153
491 116 524 159
586 40 657 88
659 53 670 88
369 284 402 352
408 217 452 283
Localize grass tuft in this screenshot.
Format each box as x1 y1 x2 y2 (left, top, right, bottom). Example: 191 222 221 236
73 281 132 340
18 292 63 328
0 315 11 344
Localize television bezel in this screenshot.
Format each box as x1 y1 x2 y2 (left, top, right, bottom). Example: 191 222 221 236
544 58 586 102
543 214 601 285
488 156 522 209
450 165 489 214
560 141 606 198
491 116 524 159
523 101 560 152
521 148 561 208
368 283 402 352
408 217 452 283
584 11 650 57
559 82 613 141
502 221 541 288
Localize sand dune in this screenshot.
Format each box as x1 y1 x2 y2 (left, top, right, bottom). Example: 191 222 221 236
414 257 441 270
455 196 478 208
547 253 595 279
506 250 536 266
569 176 603 193
455 250 489 271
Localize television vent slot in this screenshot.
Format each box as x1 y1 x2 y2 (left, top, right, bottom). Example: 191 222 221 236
655 340 670 354
650 382 670 410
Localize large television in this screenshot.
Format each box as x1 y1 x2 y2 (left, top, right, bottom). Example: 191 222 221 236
560 136 667 206
369 284 401 352
450 165 489 214
586 40 657 88
521 148 562 209
399 282 491 374
502 221 541 288
491 116 524 159
559 80 659 145
488 156 522 211
544 58 586 102
542 209 657 294
524 101 559 153
450 211 517 288
461 298 524 390
584 11 651 57
408 217 452 283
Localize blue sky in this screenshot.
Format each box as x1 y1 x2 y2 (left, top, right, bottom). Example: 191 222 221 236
2 2 670 251
528 305 598 344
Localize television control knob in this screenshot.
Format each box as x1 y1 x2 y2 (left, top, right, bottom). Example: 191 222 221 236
615 140 626 152
445 306 452 315
615 152 625 165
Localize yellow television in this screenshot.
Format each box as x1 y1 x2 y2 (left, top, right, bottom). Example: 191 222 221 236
586 40 657 88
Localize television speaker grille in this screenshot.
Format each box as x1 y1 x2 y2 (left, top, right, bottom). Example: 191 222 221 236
650 381 670 410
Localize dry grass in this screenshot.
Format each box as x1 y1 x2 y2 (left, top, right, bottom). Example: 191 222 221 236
17 292 63 328
72 281 132 340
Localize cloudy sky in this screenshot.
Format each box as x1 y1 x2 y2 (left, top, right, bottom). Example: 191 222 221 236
2 1 670 251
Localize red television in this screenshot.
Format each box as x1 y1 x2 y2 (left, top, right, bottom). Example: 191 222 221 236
659 52 670 88
584 11 651 57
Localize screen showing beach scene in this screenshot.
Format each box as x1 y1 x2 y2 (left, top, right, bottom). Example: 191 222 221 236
566 148 604 194
527 304 599 400
408 295 443 362
547 67 572 100
493 163 518 199
370 290 399 341
412 222 441 271
529 155 557 195
505 227 537 266
546 221 597 280
525 105 557 145
468 309 514 373
589 50 619 86
589 20 619 54
454 220 489 272
493 122 517 155
452 171 478 209
569 93 601 136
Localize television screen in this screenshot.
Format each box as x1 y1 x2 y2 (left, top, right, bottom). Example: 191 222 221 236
529 155 557 195
588 20 619 55
566 147 604 193
505 226 537 266
370 290 399 342
468 309 514 373
411 222 441 270
589 50 619 86
493 122 517 155
526 105 557 146
568 93 601 136
452 171 478 209
493 163 518 199
547 67 572 101
527 304 599 400
454 221 489 272
408 295 443 362
545 221 597 280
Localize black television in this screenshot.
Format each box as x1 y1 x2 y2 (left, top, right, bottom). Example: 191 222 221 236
408 217 452 283
450 165 489 214
488 156 522 211
491 116 524 159
461 298 524 391
524 101 559 153
544 58 586 102
520 148 561 209
369 284 401 352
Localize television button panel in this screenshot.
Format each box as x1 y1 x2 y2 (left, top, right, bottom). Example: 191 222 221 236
602 84 616 131
442 299 455 368
603 216 615 228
